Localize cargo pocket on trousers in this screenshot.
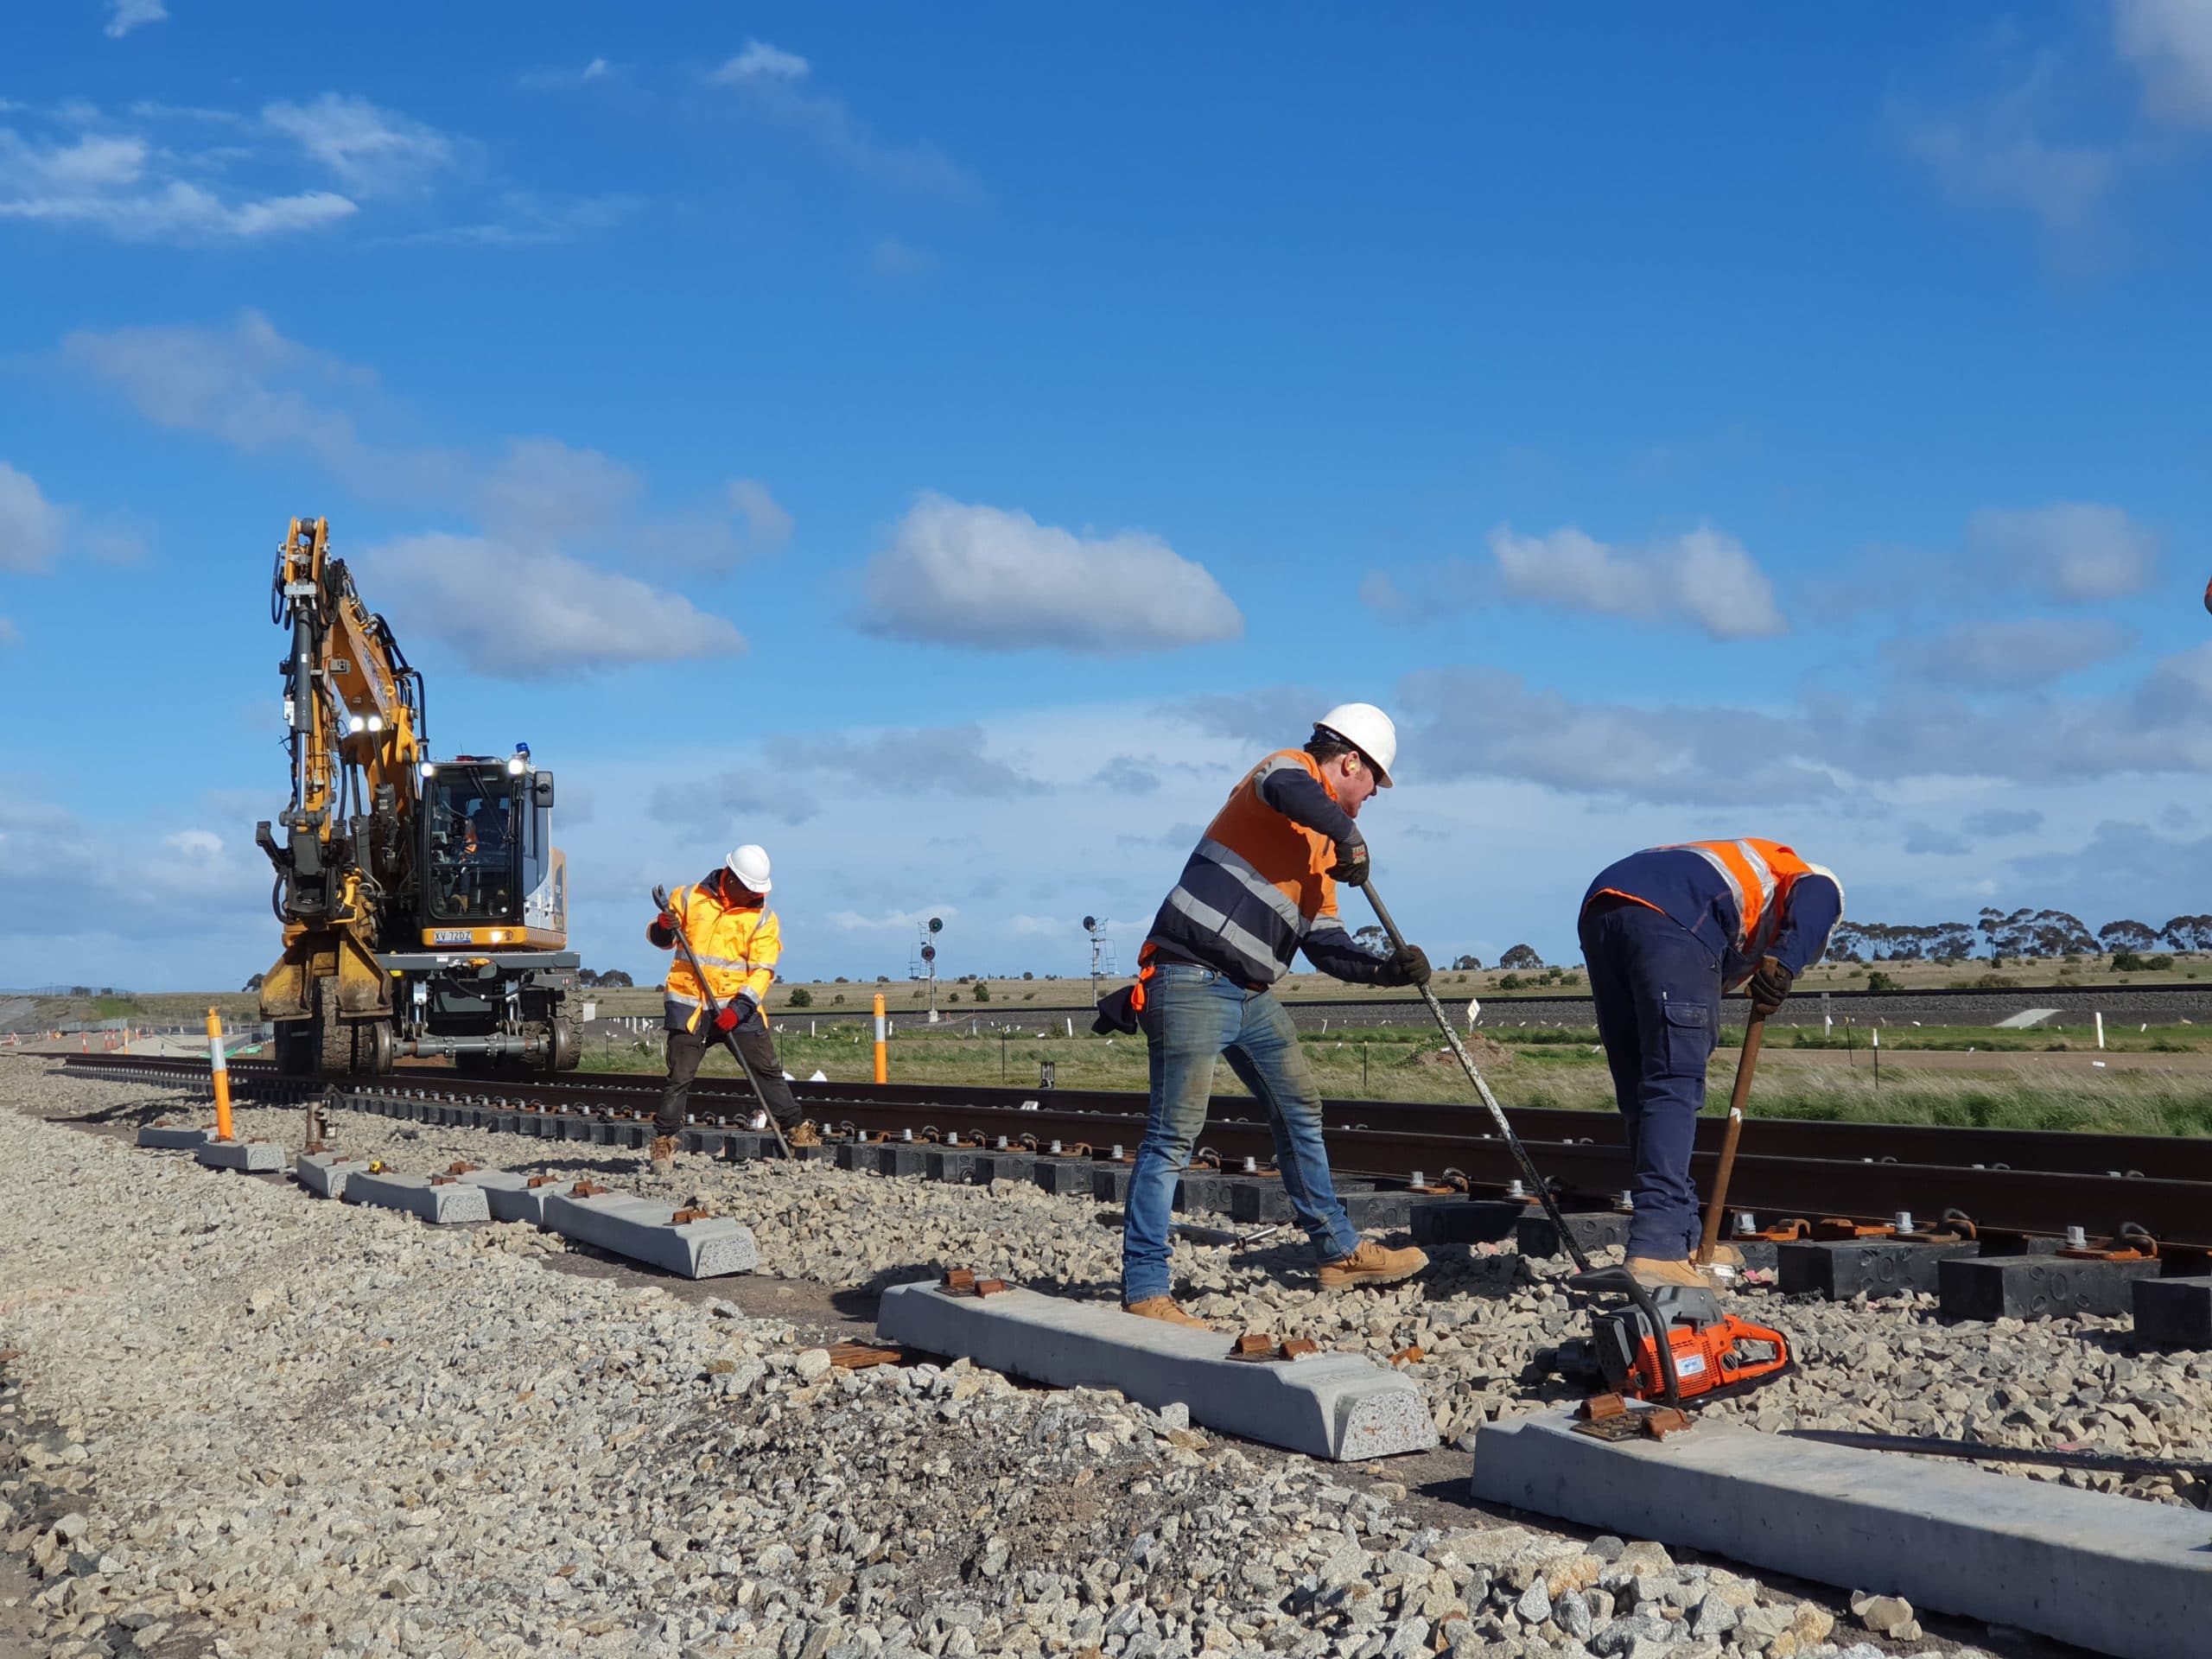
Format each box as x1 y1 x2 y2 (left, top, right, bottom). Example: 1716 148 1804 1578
1661 1000 1713 1077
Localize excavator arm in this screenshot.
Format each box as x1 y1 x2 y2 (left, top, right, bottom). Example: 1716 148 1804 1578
256 518 425 1039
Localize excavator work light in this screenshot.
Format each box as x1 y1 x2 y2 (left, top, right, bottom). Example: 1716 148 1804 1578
347 715 366 734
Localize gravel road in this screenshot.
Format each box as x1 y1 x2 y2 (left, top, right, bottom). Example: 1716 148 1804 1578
9 1058 2186 1659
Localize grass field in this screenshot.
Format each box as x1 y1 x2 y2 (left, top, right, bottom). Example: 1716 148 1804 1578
569 947 2212 1026
41 946 2212 1031
27 991 264 1030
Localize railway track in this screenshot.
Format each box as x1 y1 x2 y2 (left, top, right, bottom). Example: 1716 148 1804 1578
667 977 2212 1033
56 1052 2212 1255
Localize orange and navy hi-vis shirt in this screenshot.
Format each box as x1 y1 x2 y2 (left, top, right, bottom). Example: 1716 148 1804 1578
1582 839 1843 988
1141 749 1392 991
651 874 781 1033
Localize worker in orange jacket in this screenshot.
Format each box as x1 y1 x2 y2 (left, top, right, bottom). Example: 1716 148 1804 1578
647 842 803 1174
1580 839 1842 1287
1101 703 1433 1325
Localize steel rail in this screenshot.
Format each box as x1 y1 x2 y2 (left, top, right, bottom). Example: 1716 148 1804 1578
58 1054 2212 1248
57 1053 2212 1180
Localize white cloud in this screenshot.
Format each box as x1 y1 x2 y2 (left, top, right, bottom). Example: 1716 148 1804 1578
68 312 783 578
67 314 772 677
0 181 355 239
712 41 812 85
519 59 618 92
0 461 67 572
651 769 820 830
709 42 976 198
857 493 1243 655
1890 55 2115 236
727 478 793 553
479 437 641 541
0 117 356 242
1485 521 1787 639
0 458 142 575
262 93 457 195
827 906 957 932
2116 0 2212 126
378 190 639 248
103 0 167 38
0 790 270 982
0 130 145 188
161 829 225 860
1968 501 2162 600
766 722 1048 800
1885 616 2133 690
64 312 386 485
361 533 747 677
870 236 933 276
1395 636 2212 807
0 95 588 248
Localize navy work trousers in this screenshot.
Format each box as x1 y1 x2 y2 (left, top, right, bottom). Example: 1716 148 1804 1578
1578 897 1721 1261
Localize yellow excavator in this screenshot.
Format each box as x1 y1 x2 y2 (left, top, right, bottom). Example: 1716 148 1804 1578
255 517 582 1075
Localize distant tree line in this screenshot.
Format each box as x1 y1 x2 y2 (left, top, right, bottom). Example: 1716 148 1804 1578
1828 907 2212 964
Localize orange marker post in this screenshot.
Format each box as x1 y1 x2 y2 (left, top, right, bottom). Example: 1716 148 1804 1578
207 1007 234 1141
873 994 888 1084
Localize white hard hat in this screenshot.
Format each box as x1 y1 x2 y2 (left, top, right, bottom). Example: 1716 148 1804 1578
1314 702 1397 788
725 843 772 893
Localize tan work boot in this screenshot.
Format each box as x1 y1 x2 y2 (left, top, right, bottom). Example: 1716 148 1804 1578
648 1135 677 1176
786 1120 822 1147
1318 1241 1429 1292
1703 1243 1745 1269
1122 1295 1214 1329
1627 1255 1723 1290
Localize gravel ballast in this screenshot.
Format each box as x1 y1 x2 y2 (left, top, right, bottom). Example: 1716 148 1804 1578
11 1059 2201 1658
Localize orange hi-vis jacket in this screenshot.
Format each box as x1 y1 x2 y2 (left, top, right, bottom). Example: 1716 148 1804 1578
1583 838 1844 988
657 880 781 1033
1141 748 1391 993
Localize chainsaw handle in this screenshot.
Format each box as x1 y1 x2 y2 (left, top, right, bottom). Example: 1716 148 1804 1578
1566 1266 1684 1410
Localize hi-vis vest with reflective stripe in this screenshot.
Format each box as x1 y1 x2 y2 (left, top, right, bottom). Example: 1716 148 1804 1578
1146 749 1354 988
663 884 780 1031
1591 837 1820 968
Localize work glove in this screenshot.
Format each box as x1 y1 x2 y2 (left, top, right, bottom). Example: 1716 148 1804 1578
714 994 760 1033
1326 832 1370 887
1382 944 1432 988
1747 955 1794 1016
1092 984 1141 1036
656 909 680 935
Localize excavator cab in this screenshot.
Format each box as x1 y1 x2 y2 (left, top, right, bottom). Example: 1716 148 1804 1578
424 765 523 921
417 755 559 940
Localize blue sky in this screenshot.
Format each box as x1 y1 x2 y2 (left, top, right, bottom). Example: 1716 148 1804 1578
3 3 2211 990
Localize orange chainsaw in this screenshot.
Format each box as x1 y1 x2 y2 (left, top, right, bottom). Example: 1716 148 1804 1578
1554 1267 1793 1406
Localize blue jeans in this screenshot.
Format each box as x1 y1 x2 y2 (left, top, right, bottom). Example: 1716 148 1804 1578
1579 899 1721 1261
1121 963 1361 1303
